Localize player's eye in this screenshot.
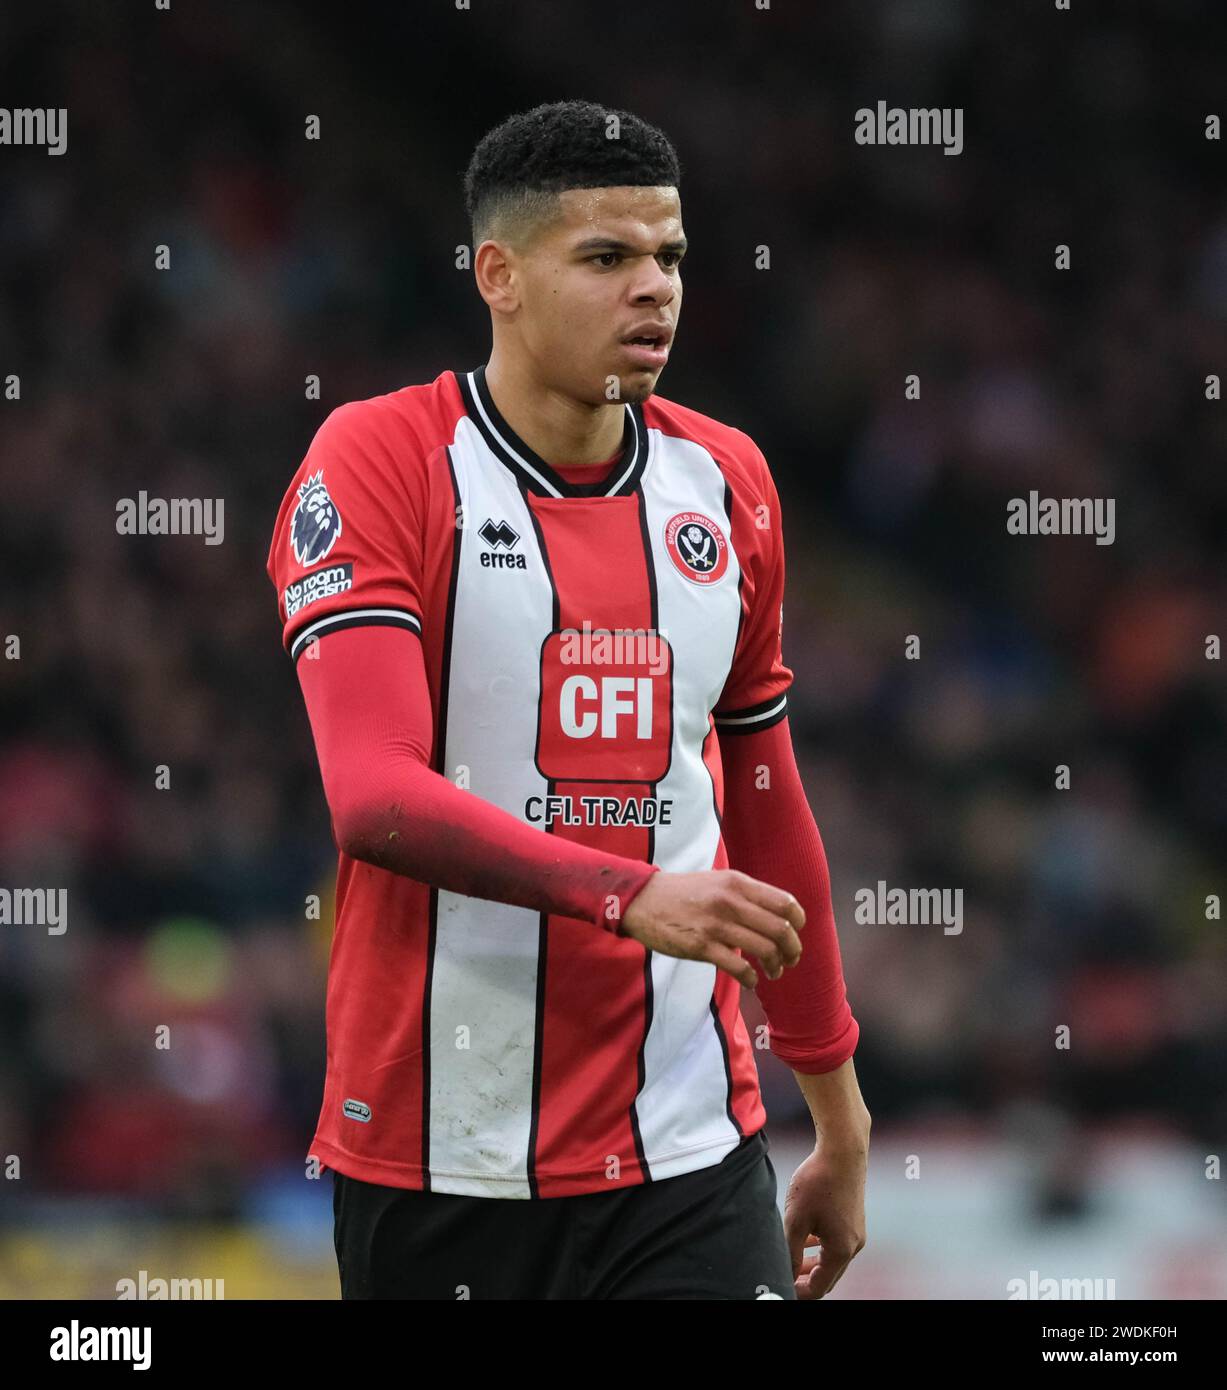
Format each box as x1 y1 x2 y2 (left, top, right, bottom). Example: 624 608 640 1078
659 251 683 268
592 251 621 267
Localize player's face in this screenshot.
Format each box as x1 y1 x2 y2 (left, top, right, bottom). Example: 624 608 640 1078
519 185 685 405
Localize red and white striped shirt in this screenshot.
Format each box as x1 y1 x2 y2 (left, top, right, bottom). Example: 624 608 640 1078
267 365 857 1198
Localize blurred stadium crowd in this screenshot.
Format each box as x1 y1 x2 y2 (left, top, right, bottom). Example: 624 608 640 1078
0 0 1224 1231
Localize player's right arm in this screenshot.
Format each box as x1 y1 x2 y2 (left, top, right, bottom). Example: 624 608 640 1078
295 622 800 984
267 401 801 982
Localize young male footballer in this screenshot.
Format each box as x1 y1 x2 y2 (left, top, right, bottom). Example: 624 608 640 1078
267 100 869 1301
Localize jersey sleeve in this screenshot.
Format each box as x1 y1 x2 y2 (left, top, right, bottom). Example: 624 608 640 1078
719 715 859 1073
297 623 662 933
712 440 794 735
266 400 426 663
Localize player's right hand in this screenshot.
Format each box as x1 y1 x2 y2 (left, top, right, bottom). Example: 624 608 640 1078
617 869 804 988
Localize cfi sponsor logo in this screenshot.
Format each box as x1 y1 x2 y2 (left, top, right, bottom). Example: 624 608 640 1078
291 470 342 565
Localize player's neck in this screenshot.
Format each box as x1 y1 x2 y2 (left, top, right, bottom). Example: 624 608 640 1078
483 351 626 467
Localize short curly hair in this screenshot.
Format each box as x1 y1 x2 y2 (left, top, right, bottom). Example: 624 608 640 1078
463 100 682 249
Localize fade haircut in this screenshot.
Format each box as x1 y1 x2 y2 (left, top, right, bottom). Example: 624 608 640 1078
463 100 682 251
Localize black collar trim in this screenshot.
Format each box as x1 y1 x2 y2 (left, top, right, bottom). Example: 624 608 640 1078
458 364 647 499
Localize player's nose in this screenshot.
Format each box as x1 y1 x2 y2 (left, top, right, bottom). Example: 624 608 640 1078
630 260 677 306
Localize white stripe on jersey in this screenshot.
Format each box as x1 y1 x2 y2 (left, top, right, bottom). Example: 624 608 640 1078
714 696 788 727
425 418 554 1197
633 427 747 1175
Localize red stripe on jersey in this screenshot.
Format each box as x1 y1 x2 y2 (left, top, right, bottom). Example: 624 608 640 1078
526 492 657 1192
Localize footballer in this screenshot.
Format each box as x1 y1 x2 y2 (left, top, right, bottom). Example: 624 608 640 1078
267 100 869 1300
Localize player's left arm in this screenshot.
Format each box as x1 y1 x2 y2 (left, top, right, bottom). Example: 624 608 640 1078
720 717 869 1300
715 437 869 1299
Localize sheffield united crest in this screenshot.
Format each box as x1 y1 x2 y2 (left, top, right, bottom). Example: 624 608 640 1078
663 511 729 584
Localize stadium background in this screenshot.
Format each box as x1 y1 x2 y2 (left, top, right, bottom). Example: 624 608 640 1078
0 0 1224 1298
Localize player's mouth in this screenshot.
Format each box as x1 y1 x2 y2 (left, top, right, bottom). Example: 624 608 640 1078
620 322 673 370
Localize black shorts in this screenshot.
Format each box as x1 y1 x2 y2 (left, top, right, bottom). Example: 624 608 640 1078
332 1128 797 1300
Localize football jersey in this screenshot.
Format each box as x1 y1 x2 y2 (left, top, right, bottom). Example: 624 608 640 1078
267 364 795 1198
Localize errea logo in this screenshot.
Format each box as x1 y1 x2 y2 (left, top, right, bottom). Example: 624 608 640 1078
479 517 526 569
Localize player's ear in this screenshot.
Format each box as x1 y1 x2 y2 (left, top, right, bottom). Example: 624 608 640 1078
473 239 520 314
